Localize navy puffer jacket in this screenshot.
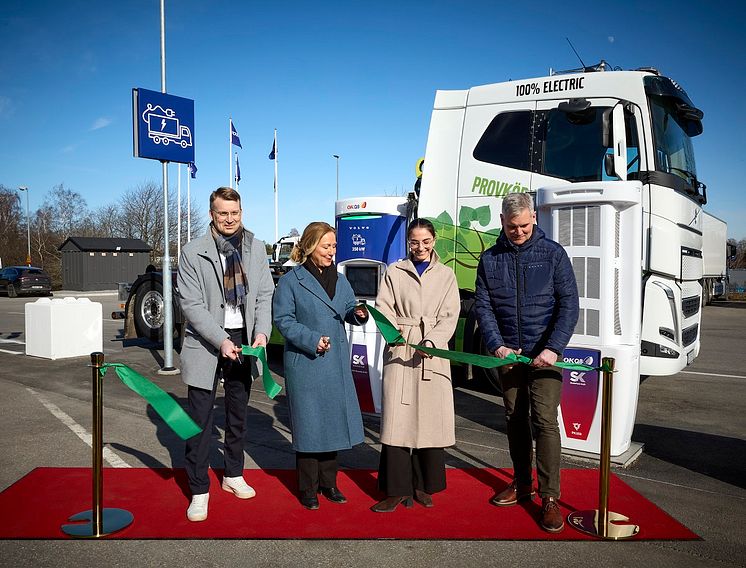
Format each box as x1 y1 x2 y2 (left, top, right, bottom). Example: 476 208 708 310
474 226 579 359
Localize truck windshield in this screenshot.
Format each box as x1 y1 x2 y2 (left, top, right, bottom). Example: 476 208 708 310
649 95 698 188
542 107 639 182
278 243 294 262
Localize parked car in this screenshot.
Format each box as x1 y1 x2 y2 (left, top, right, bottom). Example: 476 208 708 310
0 266 52 297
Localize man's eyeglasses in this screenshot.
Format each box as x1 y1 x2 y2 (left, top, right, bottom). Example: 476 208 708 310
408 238 434 248
212 209 241 220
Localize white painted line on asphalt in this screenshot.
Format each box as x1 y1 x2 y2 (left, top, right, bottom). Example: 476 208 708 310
26 387 131 468
0 348 21 355
680 370 746 379
454 438 511 453
616 472 746 500
0 338 25 344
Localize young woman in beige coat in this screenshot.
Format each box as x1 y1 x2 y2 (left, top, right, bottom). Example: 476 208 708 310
372 219 460 512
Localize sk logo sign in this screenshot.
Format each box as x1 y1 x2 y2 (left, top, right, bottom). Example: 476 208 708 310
569 371 586 385
352 354 366 366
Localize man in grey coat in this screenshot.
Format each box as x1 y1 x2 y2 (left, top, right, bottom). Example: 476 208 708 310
177 187 274 522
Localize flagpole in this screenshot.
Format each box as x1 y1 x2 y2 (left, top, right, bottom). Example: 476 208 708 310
274 128 279 243
187 167 191 242
177 163 181 260
229 118 233 189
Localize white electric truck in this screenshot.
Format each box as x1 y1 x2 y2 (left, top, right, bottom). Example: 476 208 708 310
415 61 707 456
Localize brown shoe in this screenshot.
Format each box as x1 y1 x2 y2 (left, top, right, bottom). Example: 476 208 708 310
414 489 433 508
490 480 535 506
370 495 413 513
540 497 565 533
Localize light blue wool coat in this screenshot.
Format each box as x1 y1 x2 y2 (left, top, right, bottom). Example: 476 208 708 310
272 265 365 452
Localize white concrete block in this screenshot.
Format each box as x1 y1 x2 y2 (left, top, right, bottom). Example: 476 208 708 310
25 297 103 360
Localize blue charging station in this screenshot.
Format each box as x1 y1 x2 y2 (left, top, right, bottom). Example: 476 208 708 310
336 196 409 413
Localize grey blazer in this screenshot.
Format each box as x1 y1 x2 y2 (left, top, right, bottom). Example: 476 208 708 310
176 228 274 389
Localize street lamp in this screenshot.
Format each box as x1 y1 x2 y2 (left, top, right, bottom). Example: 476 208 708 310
17 186 31 266
332 154 340 201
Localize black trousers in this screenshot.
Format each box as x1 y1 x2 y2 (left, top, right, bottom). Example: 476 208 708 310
377 444 446 497
296 451 338 497
185 328 252 495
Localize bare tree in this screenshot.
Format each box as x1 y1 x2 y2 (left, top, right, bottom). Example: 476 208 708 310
30 205 62 281
88 204 123 238
117 182 165 261
0 185 25 266
736 238 746 269
43 183 90 238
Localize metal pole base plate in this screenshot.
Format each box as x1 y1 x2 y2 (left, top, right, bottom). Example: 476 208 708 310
61 508 134 538
568 509 640 540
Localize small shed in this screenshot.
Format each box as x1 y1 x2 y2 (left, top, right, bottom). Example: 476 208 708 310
58 237 152 291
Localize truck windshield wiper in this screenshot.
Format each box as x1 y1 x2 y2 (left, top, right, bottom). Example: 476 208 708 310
668 166 696 186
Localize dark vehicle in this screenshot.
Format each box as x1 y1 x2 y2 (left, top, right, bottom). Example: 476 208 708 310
0 266 52 297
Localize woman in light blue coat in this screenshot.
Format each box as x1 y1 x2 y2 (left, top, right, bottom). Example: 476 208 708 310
273 222 368 510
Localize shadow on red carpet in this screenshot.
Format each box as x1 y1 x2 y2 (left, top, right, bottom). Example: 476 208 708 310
0 467 698 540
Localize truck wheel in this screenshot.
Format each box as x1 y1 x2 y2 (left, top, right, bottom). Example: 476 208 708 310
134 281 166 341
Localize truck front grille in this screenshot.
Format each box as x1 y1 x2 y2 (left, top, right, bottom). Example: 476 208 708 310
682 296 701 318
682 323 699 347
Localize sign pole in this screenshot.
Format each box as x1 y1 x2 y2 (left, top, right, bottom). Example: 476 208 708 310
229 118 233 189
158 0 178 374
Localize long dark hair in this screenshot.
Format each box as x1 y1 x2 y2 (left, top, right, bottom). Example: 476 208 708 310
407 218 436 239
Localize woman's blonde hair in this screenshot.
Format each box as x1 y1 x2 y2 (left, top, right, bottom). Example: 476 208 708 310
290 221 336 264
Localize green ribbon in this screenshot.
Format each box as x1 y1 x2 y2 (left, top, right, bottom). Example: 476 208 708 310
100 363 202 440
241 345 283 399
366 305 611 373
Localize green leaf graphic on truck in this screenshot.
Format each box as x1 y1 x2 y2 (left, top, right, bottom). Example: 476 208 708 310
428 206 500 292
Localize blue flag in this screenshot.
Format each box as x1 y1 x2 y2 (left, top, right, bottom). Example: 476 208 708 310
268 139 276 160
231 121 242 148
235 154 241 184
188 161 197 179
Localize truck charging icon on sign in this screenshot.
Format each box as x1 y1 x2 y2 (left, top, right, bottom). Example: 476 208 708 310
142 104 193 148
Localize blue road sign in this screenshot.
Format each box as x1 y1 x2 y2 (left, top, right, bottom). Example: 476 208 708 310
133 88 195 163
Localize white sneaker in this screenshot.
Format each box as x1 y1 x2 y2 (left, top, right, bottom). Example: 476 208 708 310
187 493 209 522
222 476 256 499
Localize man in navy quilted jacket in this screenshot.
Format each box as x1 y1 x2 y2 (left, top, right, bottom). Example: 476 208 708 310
474 192 578 533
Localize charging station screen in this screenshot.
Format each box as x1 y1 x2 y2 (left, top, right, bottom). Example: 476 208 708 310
336 215 407 264
346 266 379 298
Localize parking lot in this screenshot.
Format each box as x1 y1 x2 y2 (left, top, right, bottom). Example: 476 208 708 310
0 292 744 567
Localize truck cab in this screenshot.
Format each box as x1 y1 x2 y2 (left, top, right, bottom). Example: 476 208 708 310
418 63 706 378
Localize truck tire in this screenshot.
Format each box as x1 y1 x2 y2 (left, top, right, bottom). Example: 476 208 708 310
134 280 166 341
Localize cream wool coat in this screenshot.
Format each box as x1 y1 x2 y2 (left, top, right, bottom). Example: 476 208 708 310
375 251 460 448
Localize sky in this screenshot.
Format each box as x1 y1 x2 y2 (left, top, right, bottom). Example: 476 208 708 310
1 0 745 244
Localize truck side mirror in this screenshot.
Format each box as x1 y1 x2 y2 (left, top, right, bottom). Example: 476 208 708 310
604 153 615 178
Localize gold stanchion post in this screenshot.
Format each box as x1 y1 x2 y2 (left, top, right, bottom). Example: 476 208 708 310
61 352 134 537
567 357 640 540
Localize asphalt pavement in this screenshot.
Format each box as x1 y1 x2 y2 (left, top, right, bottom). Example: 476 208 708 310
0 292 744 567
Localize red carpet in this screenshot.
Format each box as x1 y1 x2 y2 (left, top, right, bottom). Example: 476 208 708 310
0 467 697 540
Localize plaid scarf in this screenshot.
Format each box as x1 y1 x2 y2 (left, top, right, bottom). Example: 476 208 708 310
211 224 247 308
